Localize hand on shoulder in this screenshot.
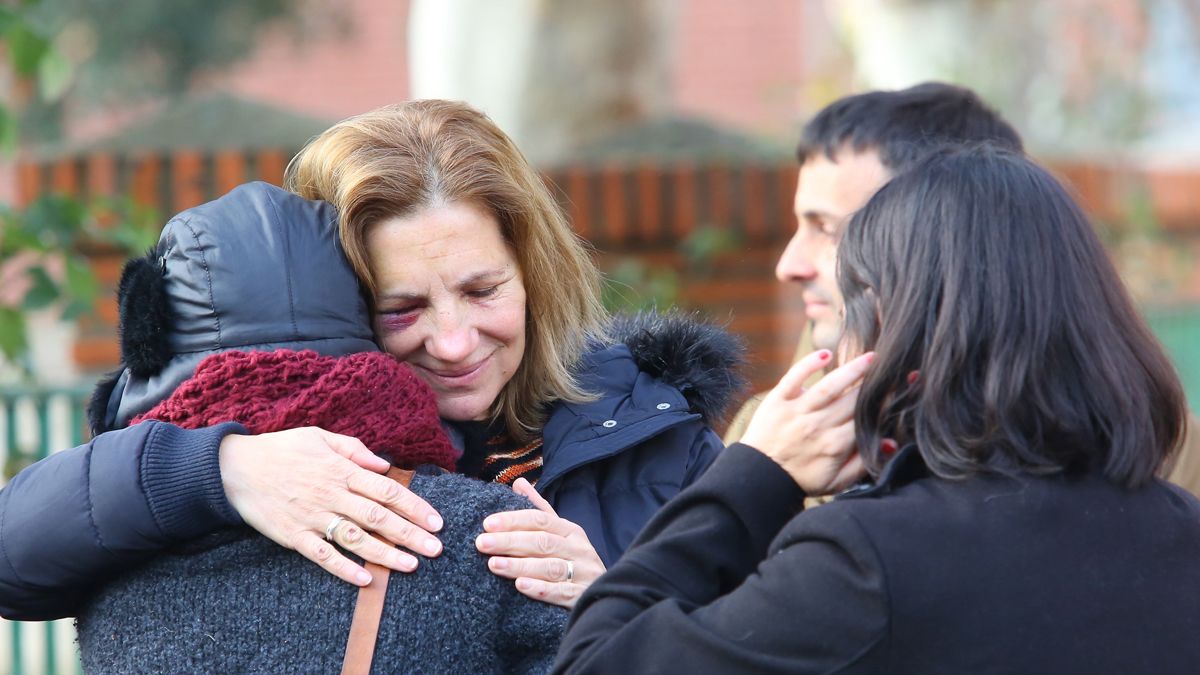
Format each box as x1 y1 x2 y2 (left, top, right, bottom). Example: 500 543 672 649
476 477 605 609
218 427 446 586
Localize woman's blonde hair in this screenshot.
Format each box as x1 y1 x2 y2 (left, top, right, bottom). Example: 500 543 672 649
285 100 607 439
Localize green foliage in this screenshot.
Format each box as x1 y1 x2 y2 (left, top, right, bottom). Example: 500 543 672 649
10 0 318 139
92 200 161 253
680 225 741 270
601 225 742 313
1 0 72 145
36 44 72 100
4 19 49 76
41 0 315 99
0 308 28 362
14 193 85 247
0 194 160 365
22 265 58 310
1121 184 1159 238
602 258 680 313
0 105 16 153
1 1 62 93
0 0 168 371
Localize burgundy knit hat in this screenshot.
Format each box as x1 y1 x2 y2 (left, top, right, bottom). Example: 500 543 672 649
134 349 459 470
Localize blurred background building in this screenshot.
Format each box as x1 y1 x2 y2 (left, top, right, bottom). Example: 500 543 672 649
1 1 1198 671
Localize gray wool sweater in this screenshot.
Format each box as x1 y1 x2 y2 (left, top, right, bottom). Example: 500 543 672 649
75 469 568 674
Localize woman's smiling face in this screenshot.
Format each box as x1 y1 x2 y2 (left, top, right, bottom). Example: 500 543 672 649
367 201 527 422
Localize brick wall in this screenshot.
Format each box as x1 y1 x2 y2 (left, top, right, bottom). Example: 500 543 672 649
15 153 1200 395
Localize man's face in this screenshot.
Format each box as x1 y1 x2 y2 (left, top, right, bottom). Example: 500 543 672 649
775 148 891 351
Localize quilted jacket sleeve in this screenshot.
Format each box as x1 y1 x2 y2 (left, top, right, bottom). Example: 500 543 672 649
0 420 245 620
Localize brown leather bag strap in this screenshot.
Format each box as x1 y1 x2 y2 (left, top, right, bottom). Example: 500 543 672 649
341 467 416 675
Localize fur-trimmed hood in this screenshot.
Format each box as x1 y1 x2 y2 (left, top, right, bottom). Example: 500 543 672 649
536 311 738 561
607 311 746 424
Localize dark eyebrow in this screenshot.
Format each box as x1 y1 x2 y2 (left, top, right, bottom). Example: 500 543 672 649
801 209 837 221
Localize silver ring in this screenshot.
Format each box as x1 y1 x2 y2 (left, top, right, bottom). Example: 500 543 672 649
324 515 347 542
565 560 575 583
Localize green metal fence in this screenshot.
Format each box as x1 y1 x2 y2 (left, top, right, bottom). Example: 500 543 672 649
1146 305 1200 410
1 385 90 675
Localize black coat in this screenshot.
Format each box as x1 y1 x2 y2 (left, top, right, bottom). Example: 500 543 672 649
555 443 1200 674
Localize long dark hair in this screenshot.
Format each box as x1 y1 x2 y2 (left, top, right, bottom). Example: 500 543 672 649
838 145 1185 487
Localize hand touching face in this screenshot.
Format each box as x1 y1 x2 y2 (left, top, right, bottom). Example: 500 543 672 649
742 349 874 495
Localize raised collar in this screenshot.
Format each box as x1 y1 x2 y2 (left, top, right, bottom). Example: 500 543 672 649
537 343 699 489
836 443 929 500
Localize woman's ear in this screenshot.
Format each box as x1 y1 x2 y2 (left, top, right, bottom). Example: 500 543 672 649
118 248 173 377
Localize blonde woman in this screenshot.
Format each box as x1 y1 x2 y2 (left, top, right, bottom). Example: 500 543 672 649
0 101 743 619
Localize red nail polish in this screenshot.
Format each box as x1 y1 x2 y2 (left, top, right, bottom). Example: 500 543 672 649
907 370 920 385
819 350 832 361
880 438 898 454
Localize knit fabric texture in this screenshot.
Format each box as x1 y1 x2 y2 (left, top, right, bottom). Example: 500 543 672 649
76 469 569 674
133 349 459 470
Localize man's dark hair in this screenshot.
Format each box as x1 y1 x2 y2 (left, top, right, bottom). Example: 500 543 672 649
798 82 1024 171
838 144 1185 488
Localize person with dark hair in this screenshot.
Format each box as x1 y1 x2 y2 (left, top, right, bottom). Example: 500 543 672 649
62 182 567 672
554 145 1200 674
724 80 1200 498
795 82 1023 173
725 82 1022 442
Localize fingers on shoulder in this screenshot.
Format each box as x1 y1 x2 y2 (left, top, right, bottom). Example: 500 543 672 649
514 578 582 609
313 428 389 467
328 520 420 573
295 533 371 586
478 529 561 557
347 470 440 523
484 508 557 533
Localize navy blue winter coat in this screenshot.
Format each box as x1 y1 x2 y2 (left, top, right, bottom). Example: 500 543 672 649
0 313 739 620
538 312 741 567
